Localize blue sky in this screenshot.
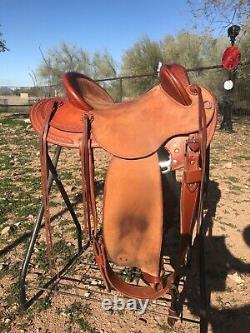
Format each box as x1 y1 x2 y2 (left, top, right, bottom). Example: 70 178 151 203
0 0 195 86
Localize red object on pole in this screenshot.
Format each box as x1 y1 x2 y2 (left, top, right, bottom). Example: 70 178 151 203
222 46 241 70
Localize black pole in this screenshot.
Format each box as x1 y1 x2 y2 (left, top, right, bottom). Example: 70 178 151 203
220 74 235 133
19 146 62 308
220 25 240 133
19 145 83 309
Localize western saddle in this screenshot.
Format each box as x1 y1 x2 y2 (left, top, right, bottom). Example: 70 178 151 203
30 64 217 300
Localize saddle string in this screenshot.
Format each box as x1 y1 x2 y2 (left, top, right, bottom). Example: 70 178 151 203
81 116 113 289
88 137 98 235
196 86 208 234
40 99 58 270
80 114 92 241
80 113 98 242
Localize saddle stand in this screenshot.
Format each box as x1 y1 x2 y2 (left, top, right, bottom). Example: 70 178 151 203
20 64 217 332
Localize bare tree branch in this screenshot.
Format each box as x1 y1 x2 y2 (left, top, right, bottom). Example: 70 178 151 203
187 0 250 32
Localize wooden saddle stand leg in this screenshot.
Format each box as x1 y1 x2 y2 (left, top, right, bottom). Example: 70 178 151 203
24 64 217 330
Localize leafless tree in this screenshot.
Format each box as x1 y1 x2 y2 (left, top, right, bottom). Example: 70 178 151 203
0 25 9 52
187 0 250 33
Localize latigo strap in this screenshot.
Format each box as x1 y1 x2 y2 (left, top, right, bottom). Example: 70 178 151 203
40 99 60 269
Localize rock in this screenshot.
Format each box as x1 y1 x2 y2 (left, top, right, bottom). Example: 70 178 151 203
0 262 8 270
1 226 11 236
90 279 98 286
225 162 232 169
84 291 91 298
12 304 18 311
228 272 244 284
138 317 147 323
27 214 34 221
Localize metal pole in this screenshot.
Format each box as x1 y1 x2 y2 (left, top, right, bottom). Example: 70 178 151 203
19 146 61 308
226 70 234 132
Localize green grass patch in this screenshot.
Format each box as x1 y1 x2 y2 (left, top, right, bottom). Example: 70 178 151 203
33 241 49 272
235 155 250 161
53 239 75 263
219 220 237 229
64 301 98 333
5 280 20 305
157 322 173 332
227 176 239 183
60 171 73 180
0 118 28 129
33 297 52 312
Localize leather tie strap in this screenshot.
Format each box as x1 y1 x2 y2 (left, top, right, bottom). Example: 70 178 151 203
40 99 58 269
80 113 98 242
178 86 207 267
196 86 208 234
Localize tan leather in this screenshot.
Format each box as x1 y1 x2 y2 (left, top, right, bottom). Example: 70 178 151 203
91 84 215 158
64 72 114 110
30 97 84 148
103 153 163 277
29 63 217 300
160 64 191 105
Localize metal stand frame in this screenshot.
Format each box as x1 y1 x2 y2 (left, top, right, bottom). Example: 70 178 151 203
199 232 208 333
19 145 85 310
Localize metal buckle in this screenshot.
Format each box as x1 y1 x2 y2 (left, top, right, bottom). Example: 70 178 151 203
159 157 172 174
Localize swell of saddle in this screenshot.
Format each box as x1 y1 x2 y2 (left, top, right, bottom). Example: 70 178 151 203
91 85 216 159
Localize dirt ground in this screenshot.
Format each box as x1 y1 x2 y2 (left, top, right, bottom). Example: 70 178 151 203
0 113 249 333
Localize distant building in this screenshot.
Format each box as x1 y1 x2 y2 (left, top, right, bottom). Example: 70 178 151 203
0 93 39 105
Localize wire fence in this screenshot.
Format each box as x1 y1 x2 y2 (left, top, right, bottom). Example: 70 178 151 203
0 63 249 116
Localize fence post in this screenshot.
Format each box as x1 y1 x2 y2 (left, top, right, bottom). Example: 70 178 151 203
119 78 123 102
220 70 236 133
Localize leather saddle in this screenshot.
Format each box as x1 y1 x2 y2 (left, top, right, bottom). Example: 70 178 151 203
30 64 217 299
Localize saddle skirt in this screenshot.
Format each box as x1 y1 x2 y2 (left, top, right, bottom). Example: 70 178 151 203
30 64 217 299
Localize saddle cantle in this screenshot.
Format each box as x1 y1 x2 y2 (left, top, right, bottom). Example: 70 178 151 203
30 64 217 299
